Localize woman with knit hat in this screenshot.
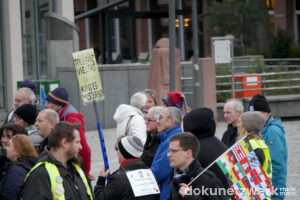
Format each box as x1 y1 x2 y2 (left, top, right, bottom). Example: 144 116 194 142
13 104 44 150
236 111 272 182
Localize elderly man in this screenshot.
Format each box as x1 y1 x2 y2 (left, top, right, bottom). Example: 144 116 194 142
151 107 182 200
141 106 164 167
23 122 93 200
35 109 59 154
5 87 36 124
221 99 244 147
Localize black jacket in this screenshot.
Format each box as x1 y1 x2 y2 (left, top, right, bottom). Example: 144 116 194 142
94 159 159 200
38 137 48 155
23 150 93 200
221 124 238 148
141 132 160 167
0 156 37 200
183 107 229 191
168 160 227 200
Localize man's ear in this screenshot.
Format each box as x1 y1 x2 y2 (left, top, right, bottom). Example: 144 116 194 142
28 99 34 105
186 149 193 159
60 138 68 148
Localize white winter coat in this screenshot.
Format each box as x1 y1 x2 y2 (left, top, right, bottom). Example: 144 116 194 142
113 104 147 145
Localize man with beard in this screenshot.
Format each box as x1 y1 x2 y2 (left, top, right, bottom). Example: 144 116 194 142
23 122 93 200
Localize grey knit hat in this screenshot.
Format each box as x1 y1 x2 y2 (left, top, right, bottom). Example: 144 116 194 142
241 111 266 134
118 136 144 159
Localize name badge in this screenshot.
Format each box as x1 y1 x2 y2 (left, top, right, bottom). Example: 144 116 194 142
126 169 160 197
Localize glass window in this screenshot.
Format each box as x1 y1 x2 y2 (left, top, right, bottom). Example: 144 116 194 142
0 0 5 110
21 0 53 80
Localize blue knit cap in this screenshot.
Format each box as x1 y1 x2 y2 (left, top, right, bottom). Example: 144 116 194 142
46 87 69 106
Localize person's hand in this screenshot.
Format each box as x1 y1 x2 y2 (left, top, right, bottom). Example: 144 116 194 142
99 167 110 178
88 173 96 181
179 183 191 197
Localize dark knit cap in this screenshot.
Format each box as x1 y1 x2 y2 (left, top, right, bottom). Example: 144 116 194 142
183 107 216 137
46 87 69 106
14 104 37 125
118 136 144 159
248 94 271 113
20 80 37 94
241 111 266 134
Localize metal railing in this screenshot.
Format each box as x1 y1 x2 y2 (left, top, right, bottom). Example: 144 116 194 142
181 58 300 100
216 58 300 100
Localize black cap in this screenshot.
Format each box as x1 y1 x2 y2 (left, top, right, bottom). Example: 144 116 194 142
14 104 37 125
248 94 271 113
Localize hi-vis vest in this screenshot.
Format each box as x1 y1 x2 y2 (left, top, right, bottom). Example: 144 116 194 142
249 138 272 180
25 161 93 200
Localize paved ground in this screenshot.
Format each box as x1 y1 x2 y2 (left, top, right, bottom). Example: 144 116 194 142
86 119 299 199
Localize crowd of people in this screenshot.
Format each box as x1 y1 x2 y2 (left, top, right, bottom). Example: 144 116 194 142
0 80 287 200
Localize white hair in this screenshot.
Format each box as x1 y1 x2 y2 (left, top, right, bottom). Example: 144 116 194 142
17 87 36 103
148 106 165 120
167 107 182 126
130 92 147 110
225 99 244 112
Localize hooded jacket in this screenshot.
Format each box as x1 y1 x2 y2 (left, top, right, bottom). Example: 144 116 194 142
151 125 182 200
94 159 159 200
59 104 92 175
260 116 287 199
183 108 229 191
23 150 93 200
0 156 37 200
113 104 147 145
169 160 226 200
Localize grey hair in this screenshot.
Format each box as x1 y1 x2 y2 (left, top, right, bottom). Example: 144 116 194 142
141 89 158 105
130 92 147 110
40 109 59 123
225 99 244 112
148 106 165 120
167 107 182 126
17 87 36 102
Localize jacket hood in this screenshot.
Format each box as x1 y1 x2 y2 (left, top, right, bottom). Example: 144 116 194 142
183 107 216 138
261 116 285 134
15 156 38 171
113 104 144 123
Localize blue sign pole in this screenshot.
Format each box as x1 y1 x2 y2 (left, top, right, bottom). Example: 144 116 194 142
93 101 110 181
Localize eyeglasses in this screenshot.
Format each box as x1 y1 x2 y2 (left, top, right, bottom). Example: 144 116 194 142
144 117 156 123
159 115 170 120
167 148 184 154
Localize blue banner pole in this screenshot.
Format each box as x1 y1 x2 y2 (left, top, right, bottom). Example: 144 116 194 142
93 101 110 181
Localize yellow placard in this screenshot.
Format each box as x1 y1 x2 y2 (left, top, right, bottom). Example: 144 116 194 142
72 48 104 103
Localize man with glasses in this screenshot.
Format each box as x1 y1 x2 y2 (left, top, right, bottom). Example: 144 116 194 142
141 106 164 167
151 107 182 200
168 132 225 200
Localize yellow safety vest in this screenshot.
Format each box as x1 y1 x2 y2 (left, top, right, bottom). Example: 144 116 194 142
249 138 272 180
25 161 93 200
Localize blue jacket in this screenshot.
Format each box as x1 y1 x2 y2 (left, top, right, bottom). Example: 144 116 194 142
0 157 37 200
260 116 287 199
151 125 182 200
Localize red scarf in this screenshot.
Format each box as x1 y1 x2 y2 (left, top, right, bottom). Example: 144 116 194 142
120 158 140 168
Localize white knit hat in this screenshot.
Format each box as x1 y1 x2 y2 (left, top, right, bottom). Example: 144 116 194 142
118 136 144 159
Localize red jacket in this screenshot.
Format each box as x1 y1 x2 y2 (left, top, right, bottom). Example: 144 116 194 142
59 105 91 175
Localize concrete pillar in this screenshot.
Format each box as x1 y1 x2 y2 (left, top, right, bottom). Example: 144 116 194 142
57 0 74 22
3 0 23 108
135 0 149 56
198 58 217 120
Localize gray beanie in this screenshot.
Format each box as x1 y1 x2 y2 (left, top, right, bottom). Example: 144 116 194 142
241 111 266 134
118 136 144 159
